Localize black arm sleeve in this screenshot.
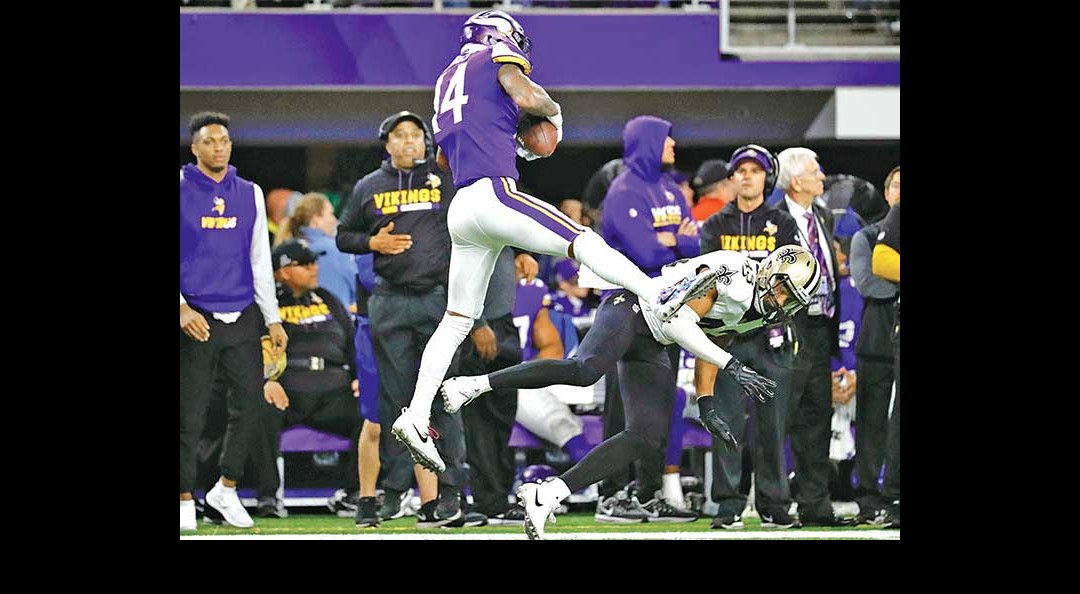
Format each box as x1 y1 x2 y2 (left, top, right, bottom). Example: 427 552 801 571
336 180 373 254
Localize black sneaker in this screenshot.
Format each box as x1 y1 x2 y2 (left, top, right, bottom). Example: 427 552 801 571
883 507 900 529
327 489 358 518
201 498 225 525
378 489 412 521
355 496 379 528
797 513 857 527
710 513 744 529
758 508 795 529
640 495 698 523
443 510 488 528
416 500 460 528
594 490 650 523
433 492 464 525
256 496 288 519
487 506 526 526
855 506 888 526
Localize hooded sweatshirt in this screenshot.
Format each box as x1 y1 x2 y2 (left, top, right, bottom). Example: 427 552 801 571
181 163 261 313
600 115 697 276
336 159 456 290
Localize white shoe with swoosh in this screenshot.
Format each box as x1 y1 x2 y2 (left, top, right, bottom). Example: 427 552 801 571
441 375 490 414
517 478 571 540
390 407 446 473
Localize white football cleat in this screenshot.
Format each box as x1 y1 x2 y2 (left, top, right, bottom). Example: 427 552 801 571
654 269 719 321
517 478 571 540
441 376 490 414
390 407 446 473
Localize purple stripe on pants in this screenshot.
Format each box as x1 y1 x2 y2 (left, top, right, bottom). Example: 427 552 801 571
491 177 584 243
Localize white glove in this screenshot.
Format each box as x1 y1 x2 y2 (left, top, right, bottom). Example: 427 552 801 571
515 141 543 161
546 109 564 143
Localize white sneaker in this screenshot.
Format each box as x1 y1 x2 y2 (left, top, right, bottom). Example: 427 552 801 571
180 500 196 532
517 478 570 540
390 407 446 473
206 481 255 528
654 269 719 321
441 376 490 414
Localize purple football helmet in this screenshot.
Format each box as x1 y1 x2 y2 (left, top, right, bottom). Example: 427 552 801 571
520 464 557 484
460 10 532 59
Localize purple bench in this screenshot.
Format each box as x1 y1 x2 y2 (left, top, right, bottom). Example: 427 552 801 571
279 425 351 452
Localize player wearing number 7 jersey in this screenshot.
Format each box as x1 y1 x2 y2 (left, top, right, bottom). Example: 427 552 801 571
390 10 719 474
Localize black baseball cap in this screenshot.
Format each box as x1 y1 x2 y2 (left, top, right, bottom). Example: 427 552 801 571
692 159 730 192
378 111 427 141
272 239 326 271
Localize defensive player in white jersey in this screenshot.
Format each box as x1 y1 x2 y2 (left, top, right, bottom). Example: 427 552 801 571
441 244 821 538
391 10 718 473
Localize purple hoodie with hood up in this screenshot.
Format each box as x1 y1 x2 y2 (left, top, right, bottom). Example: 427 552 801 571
600 115 698 276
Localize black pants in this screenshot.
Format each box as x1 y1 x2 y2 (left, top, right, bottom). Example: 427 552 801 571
194 377 255 494
459 314 522 515
369 288 467 494
788 316 836 518
180 303 265 494
253 384 361 497
710 329 796 516
853 354 894 507
489 291 675 498
599 343 679 499
881 335 900 504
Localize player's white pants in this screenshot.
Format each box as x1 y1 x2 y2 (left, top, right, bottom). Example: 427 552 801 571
446 177 589 318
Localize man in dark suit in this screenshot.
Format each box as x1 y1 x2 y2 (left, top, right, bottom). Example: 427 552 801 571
774 147 854 527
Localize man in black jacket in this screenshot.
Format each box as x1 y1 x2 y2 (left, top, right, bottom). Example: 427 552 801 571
336 111 469 527
774 146 854 526
249 239 361 519
847 165 900 524
697 144 801 529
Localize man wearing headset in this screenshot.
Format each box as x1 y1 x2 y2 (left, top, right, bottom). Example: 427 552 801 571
697 145 802 530
335 111 472 527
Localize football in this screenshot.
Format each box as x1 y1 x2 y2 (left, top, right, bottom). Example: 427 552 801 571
435 148 450 172
517 115 558 158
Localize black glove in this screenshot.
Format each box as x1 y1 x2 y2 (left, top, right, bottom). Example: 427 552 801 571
696 395 737 452
724 358 777 403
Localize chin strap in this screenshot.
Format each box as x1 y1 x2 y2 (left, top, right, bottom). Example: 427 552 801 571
727 300 803 336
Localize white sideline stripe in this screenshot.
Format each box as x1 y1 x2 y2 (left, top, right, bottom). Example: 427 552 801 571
182 530 898 541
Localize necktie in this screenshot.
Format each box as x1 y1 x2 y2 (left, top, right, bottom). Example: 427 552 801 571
804 210 834 317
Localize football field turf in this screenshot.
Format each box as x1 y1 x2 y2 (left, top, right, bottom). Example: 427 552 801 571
180 512 898 540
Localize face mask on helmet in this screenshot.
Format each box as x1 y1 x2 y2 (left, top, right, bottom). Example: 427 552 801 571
753 245 821 325
460 10 532 58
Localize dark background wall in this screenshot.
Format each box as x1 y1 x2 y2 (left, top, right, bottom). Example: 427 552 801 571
178 140 899 207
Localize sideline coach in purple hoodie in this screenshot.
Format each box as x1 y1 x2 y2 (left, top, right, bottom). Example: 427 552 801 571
180 111 287 530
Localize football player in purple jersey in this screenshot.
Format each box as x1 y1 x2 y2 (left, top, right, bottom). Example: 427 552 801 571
390 10 719 474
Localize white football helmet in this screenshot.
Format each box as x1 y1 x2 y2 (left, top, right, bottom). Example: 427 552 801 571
753 245 821 324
